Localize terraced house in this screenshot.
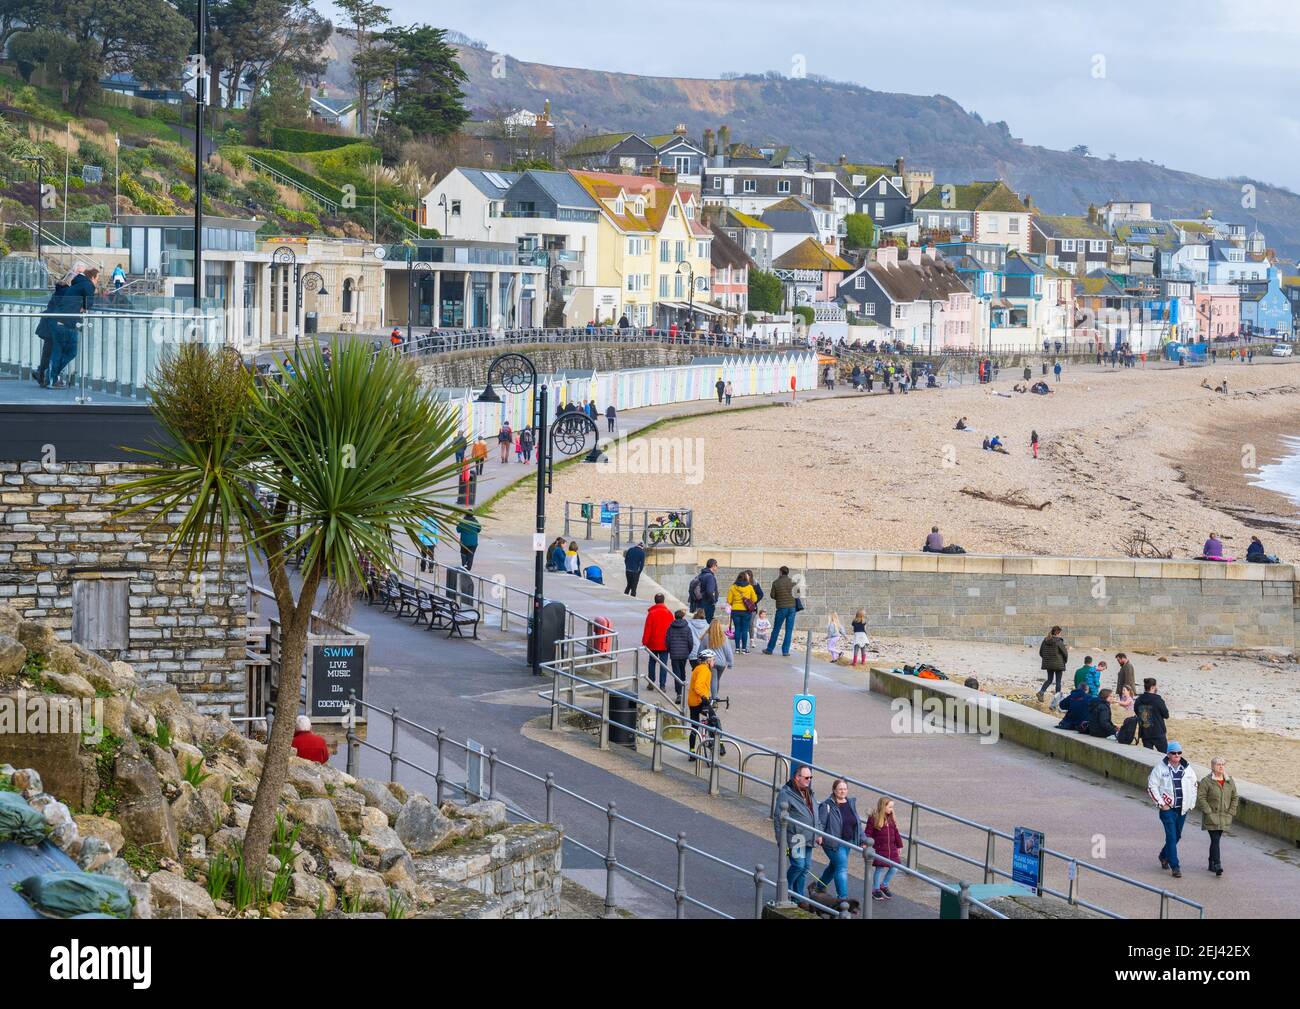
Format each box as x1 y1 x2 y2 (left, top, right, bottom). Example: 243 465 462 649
912 180 1032 252
571 171 712 329
1029 208 1113 275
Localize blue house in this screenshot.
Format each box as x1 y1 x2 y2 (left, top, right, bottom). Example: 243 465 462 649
1238 269 1292 337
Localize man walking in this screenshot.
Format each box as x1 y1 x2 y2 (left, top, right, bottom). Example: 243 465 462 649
763 565 799 657
1115 652 1136 696
497 423 513 463
623 540 645 596
1147 741 1197 879
1036 625 1069 701
453 432 467 464
455 509 481 569
1134 678 1170 753
640 593 674 691
605 404 617 433
715 377 725 404
690 559 720 622
774 765 820 899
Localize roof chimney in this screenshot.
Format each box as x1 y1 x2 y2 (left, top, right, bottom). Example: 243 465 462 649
805 153 813 173
875 245 898 268
838 154 847 166
674 123 688 135
703 127 715 156
542 99 551 123
718 124 730 153
1023 193 1035 212
894 156 905 177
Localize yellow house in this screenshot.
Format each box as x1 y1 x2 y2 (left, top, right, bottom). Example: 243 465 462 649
572 170 713 329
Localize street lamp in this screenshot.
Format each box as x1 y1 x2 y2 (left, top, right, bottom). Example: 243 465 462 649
437 194 450 237
476 352 599 676
405 244 434 343
676 261 695 337
113 134 121 226
18 155 47 265
272 246 328 365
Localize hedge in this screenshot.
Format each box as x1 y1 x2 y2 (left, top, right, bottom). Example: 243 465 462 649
269 127 361 153
239 149 346 204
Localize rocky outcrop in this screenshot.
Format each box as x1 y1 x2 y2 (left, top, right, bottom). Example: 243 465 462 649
0 603 564 919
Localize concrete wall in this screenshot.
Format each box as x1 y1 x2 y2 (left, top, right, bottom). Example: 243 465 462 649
870 668 1300 846
0 462 248 714
643 548 1300 651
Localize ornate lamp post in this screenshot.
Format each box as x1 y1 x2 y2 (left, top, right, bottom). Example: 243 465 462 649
405 245 435 343
677 261 695 336
477 352 599 675
272 245 328 365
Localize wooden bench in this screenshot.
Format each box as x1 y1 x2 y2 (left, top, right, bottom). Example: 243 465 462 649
377 576 404 613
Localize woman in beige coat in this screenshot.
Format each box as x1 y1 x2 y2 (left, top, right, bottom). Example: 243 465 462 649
1195 755 1239 876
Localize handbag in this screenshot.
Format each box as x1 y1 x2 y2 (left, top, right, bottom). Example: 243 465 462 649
794 597 805 613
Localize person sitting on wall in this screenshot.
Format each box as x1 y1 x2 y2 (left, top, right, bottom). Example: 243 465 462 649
922 526 944 552
1246 536 1279 564
291 715 330 764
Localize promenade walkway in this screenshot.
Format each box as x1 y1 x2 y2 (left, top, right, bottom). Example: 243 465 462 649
425 376 1300 918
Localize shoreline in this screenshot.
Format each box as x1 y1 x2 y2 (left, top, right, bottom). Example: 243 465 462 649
490 359 1300 560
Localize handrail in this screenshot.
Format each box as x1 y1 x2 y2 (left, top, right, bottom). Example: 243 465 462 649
245 154 340 214
539 661 1205 920
343 690 1000 919
18 221 106 275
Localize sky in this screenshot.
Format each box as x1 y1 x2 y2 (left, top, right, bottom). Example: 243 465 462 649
333 0 1300 191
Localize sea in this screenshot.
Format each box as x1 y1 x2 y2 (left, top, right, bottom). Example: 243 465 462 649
1249 435 1300 510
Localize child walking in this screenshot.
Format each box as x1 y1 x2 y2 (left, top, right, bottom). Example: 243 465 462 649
851 610 870 665
826 612 846 662
1030 429 1039 459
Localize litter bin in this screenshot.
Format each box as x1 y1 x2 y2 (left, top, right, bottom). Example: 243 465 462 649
457 468 478 506
305 312 318 334
608 690 637 746
528 600 567 668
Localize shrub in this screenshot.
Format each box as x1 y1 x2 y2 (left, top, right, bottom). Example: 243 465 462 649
169 181 194 203
270 126 357 153
78 139 109 167
792 305 815 327
242 177 279 207
203 173 232 198
222 149 248 171
82 118 110 136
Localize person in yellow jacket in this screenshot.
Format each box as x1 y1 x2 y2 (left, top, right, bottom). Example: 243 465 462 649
726 572 759 653
687 649 715 762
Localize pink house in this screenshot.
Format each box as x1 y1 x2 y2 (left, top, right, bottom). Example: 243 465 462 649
1194 285 1240 341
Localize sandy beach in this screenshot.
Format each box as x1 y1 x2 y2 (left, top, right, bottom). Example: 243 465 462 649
489 358 1300 560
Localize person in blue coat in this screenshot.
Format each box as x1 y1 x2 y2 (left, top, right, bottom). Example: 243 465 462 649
1056 686 1092 730
623 540 646 596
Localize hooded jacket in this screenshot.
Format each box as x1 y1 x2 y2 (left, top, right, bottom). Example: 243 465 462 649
774 779 818 846
1134 691 1169 742
1085 697 1117 738
665 617 695 660
816 796 864 852
1055 688 1091 730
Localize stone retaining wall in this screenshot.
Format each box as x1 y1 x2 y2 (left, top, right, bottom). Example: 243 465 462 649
413 824 563 919
643 548 1300 651
0 462 248 714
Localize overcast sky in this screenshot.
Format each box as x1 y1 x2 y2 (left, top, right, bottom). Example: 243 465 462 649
345 0 1300 191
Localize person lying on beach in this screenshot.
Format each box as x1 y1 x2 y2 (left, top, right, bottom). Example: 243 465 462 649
1013 383 1028 393
1201 378 1212 390
1030 381 1052 395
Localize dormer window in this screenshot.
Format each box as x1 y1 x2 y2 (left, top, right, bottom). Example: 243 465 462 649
669 204 678 218
633 198 645 216
614 196 625 215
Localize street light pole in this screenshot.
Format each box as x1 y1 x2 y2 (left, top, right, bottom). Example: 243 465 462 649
477 353 599 676
300 270 327 361
272 245 298 361
193 0 207 312
19 156 46 265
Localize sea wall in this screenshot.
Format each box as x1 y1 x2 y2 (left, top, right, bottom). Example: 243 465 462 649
643 548 1300 651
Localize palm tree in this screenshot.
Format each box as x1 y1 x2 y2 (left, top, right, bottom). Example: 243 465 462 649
114 339 465 882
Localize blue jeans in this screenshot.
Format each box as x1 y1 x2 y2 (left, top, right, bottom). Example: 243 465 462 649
817 844 851 899
731 610 752 650
872 866 897 890
766 607 796 655
787 845 814 897
49 323 78 383
1158 808 1187 870
701 600 716 622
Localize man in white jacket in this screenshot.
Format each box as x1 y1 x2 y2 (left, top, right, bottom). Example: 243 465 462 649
1146 741 1198 879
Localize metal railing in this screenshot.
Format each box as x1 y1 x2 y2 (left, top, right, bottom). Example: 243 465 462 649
562 501 694 550
342 690 1002 919
374 327 806 359
539 659 1205 920
376 543 617 653
245 155 340 214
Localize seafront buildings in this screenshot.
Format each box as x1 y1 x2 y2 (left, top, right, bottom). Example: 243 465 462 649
11 123 1293 353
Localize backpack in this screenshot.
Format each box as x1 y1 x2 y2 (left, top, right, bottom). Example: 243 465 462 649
1116 716 1139 745
688 576 703 603
584 565 603 585
940 545 966 554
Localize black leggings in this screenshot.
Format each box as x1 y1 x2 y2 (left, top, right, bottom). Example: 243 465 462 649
1208 830 1223 867
1039 670 1062 694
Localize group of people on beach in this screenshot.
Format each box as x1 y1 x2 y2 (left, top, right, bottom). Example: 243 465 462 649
1038 626 1238 879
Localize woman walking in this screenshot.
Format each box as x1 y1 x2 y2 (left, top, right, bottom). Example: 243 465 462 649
1196 756 1238 876
702 618 734 695
727 571 758 653
865 797 905 900
814 779 864 905
1030 429 1039 459
724 380 733 405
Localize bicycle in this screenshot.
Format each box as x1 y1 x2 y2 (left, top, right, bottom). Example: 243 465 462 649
646 512 691 546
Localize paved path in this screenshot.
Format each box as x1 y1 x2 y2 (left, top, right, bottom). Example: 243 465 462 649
412 377 1300 919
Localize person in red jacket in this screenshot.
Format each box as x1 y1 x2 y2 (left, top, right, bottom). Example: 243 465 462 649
641 593 674 692
291 715 330 764
865 796 905 900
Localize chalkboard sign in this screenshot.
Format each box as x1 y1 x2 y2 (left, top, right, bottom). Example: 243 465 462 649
308 637 366 721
